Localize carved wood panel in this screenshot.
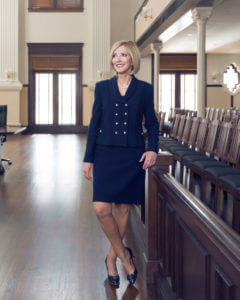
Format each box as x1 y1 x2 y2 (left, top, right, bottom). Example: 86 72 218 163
215 265 235 300
176 218 210 300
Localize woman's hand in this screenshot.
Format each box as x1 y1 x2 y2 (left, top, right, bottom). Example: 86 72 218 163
139 151 157 170
83 162 93 180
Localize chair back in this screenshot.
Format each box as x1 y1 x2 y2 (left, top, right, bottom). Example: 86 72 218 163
195 118 209 152
213 122 232 159
176 115 186 141
0 105 7 127
188 117 201 147
203 120 219 155
224 124 240 165
159 111 166 134
170 114 181 139
181 116 193 144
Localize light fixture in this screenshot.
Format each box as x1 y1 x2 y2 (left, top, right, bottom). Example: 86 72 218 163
141 6 153 21
4 70 13 81
211 72 220 83
97 70 103 80
223 63 240 95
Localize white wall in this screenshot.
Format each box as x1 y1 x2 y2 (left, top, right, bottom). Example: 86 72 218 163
110 0 152 84
207 54 240 108
19 0 93 85
207 54 240 85
137 56 152 83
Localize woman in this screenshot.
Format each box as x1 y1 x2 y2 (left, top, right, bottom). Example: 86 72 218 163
83 40 159 286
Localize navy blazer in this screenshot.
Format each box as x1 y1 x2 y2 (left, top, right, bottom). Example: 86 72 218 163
83 75 159 163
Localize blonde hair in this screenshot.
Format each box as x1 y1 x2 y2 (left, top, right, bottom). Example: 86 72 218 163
110 40 141 75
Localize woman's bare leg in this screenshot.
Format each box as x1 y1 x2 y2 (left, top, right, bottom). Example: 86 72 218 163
106 204 131 274
93 202 134 276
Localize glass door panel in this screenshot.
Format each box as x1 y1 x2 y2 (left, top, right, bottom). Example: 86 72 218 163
180 74 197 110
35 73 53 125
159 74 175 120
58 73 76 125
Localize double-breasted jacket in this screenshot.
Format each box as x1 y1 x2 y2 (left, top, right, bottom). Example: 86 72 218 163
83 75 159 163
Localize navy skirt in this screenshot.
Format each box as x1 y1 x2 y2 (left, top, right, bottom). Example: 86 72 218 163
93 145 146 205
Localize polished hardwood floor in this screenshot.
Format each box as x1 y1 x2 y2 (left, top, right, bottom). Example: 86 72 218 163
0 134 149 300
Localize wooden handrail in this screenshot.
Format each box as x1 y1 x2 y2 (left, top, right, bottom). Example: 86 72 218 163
129 152 240 299
152 171 240 269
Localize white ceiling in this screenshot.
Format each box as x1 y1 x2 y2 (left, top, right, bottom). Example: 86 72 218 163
161 0 240 53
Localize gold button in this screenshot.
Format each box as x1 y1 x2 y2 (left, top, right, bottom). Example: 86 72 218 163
115 113 118 116
115 131 118 134
123 131 126 134
115 122 118 125
115 103 119 107
124 122 127 125
124 112 127 115
99 129 102 133
125 104 128 106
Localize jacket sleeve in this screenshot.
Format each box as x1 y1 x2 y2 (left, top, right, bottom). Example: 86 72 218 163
143 85 159 153
83 83 102 163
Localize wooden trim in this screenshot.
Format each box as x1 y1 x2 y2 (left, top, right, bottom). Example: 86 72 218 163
28 0 84 12
28 8 83 12
160 70 197 74
28 43 83 132
129 159 240 298
175 73 180 108
231 95 234 108
27 43 83 55
159 54 197 72
206 84 223 87
25 125 88 134
53 72 58 125
151 54 154 86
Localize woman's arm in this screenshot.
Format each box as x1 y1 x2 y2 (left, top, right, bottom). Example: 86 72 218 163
143 85 159 154
83 83 102 163
139 85 159 170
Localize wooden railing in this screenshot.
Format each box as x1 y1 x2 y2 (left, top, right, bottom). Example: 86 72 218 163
129 152 240 300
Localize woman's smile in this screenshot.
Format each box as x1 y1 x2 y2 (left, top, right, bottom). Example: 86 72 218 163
112 45 132 74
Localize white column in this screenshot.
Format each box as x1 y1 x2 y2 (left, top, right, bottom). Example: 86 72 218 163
0 0 22 125
90 0 110 88
150 42 162 112
192 7 212 118
0 0 21 88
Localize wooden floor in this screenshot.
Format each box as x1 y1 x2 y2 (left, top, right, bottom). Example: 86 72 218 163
0 134 149 300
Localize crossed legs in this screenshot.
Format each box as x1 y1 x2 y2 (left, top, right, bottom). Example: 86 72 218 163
93 202 134 276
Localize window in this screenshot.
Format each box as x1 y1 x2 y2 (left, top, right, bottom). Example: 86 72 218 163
35 73 53 125
159 72 197 118
29 0 84 12
35 72 77 126
180 74 197 110
159 74 175 119
28 43 83 133
58 73 76 125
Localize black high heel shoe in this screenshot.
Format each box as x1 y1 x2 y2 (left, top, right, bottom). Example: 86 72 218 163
125 247 138 285
105 257 120 286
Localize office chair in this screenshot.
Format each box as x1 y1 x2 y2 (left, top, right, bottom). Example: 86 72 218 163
0 105 12 167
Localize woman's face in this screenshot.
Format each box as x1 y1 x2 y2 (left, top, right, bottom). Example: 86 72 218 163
112 46 132 75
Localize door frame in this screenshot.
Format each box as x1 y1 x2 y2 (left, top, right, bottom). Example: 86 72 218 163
28 43 85 133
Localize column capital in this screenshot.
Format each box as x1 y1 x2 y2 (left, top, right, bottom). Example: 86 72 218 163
191 7 213 23
150 42 162 53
